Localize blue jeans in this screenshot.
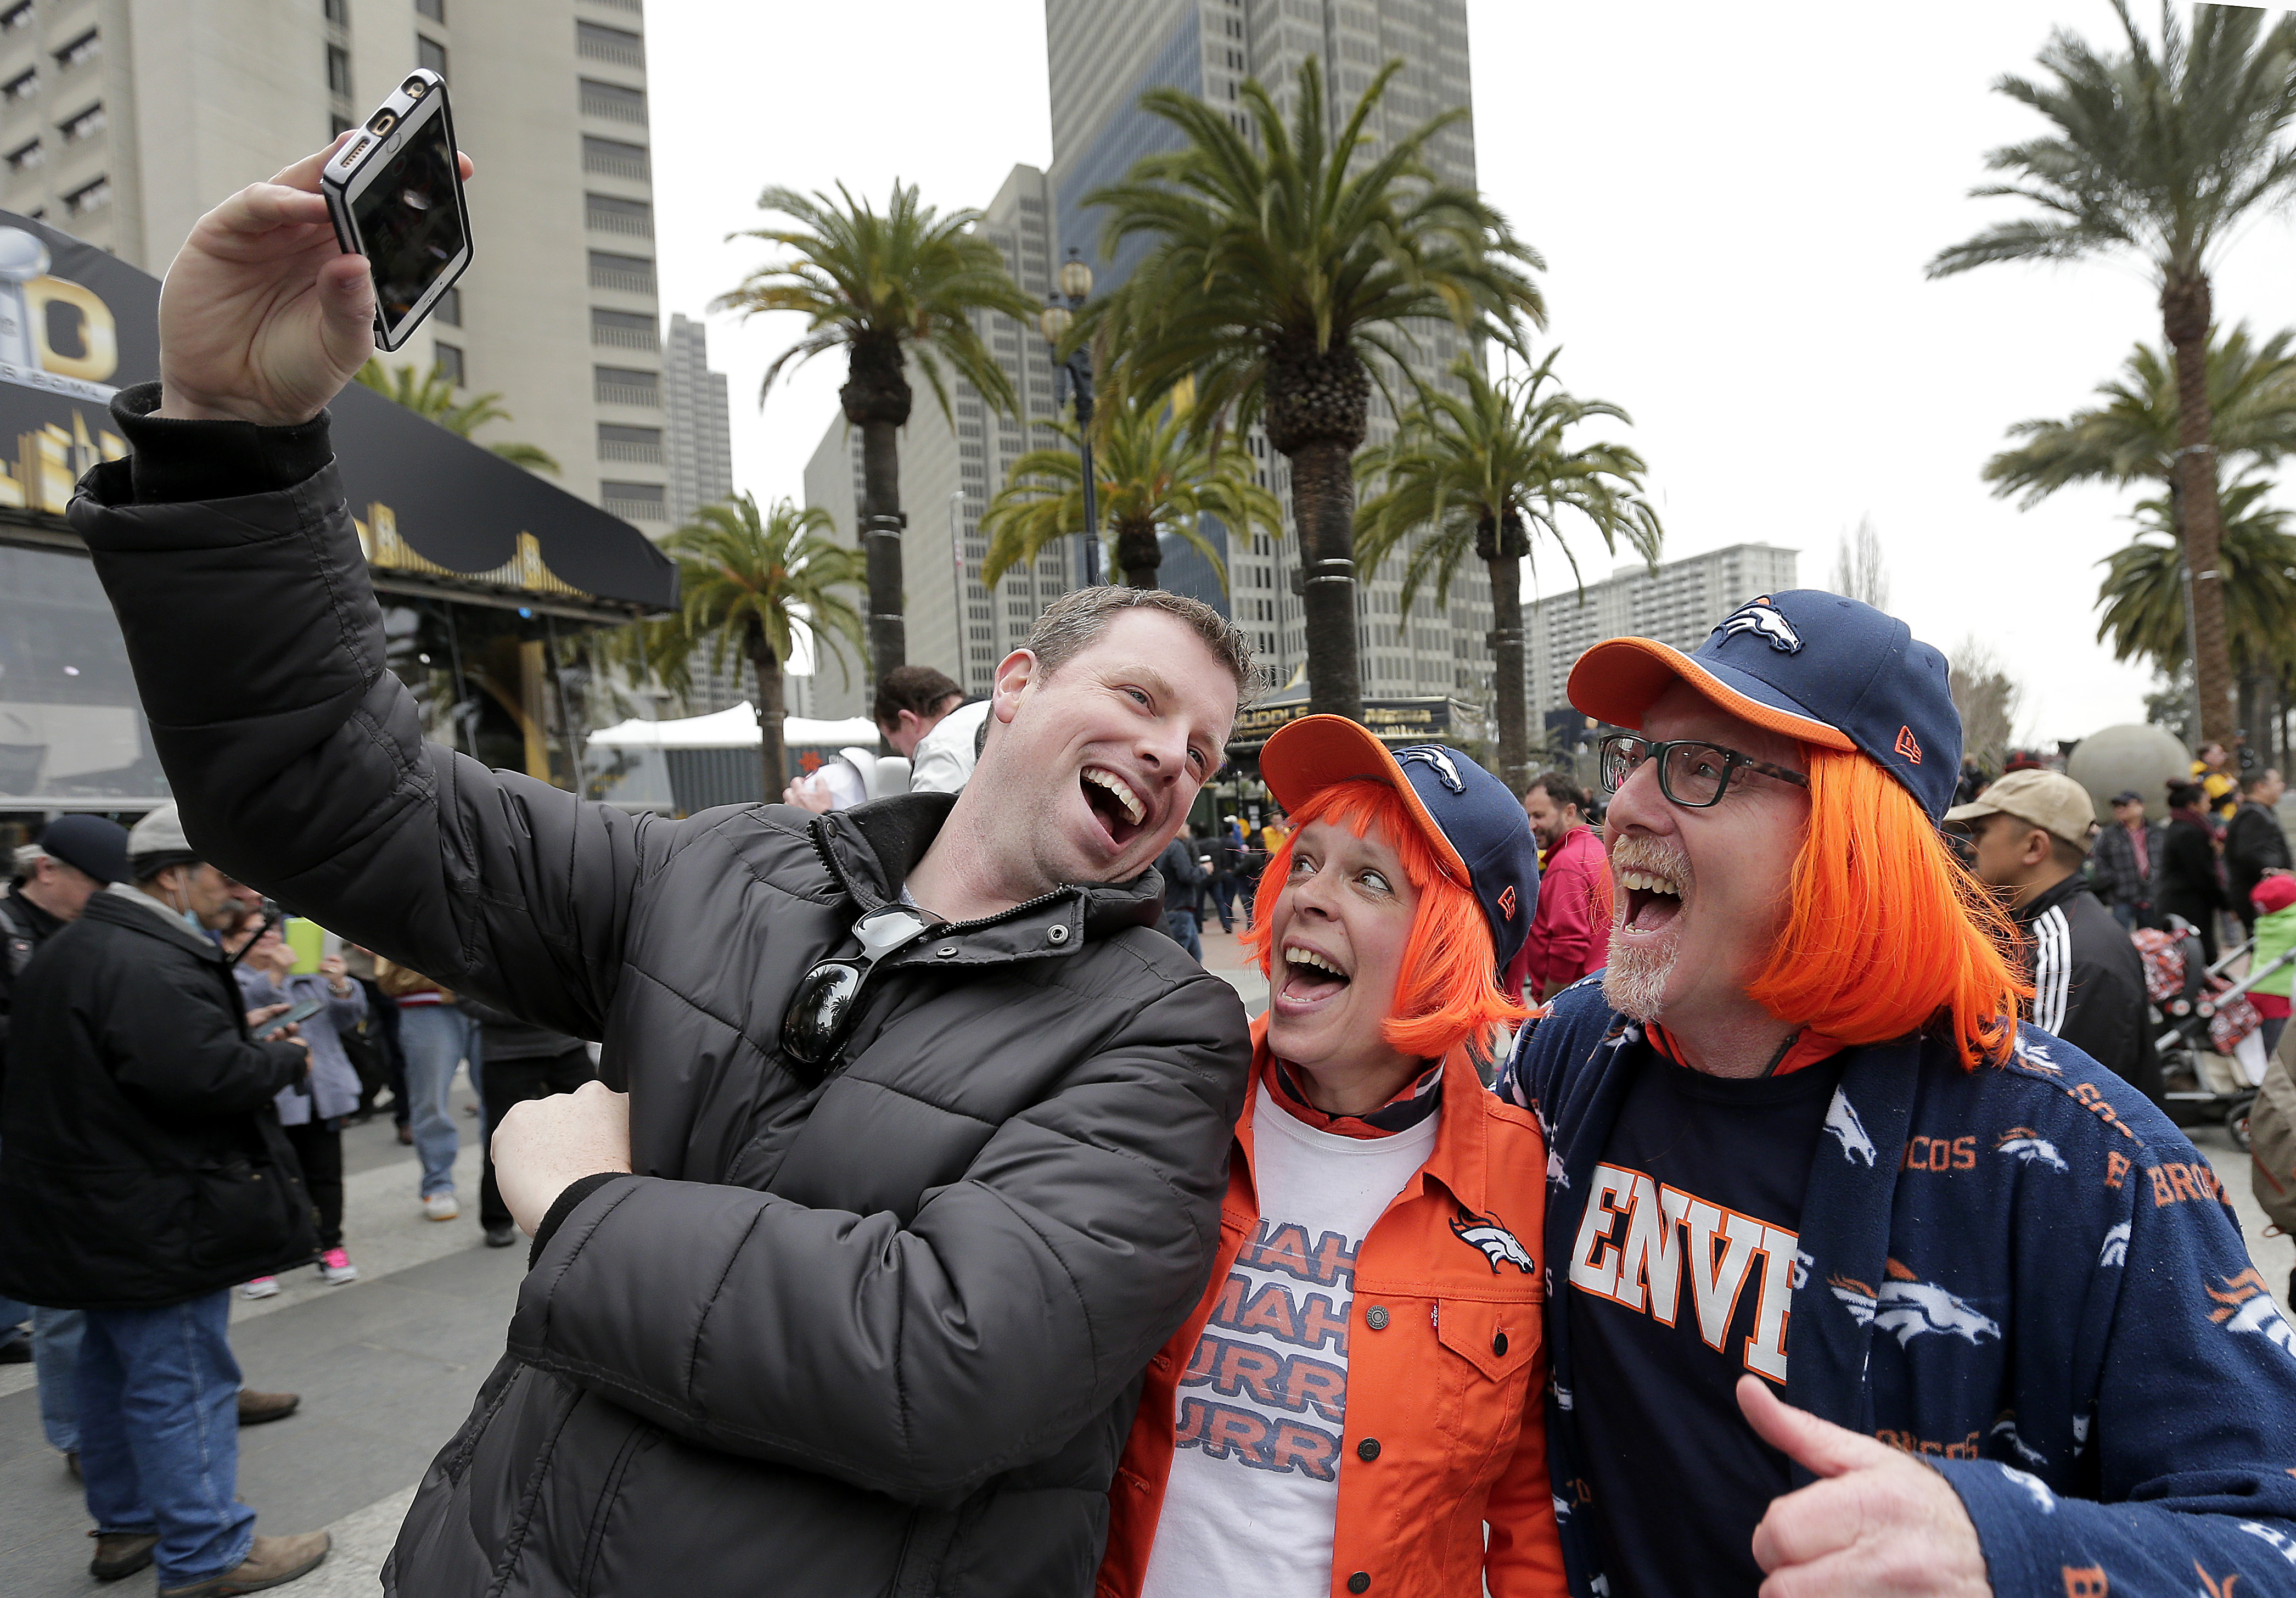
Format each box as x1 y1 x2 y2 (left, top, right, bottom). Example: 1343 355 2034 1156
2110 901 2137 931
0 1289 26 1351
77 1291 256 1586
396 1004 481 1198
36 1304 83 1451
1162 909 1203 961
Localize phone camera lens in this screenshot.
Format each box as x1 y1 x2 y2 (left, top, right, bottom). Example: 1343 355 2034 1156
402 75 428 97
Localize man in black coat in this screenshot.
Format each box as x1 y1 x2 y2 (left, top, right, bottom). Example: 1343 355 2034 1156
1947 769 2159 1097
2225 766 2292 939
66 145 1258 1598
0 805 330 1594
457 998 596 1251
1155 829 1205 958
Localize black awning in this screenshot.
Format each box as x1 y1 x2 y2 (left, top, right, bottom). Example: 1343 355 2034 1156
0 210 676 612
1224 669 1480 760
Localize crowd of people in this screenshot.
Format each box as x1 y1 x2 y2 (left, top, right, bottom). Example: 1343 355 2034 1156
7 141 2296 1598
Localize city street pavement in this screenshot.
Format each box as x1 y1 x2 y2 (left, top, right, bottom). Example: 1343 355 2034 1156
1 1068 521 1597
4 969 2288 1596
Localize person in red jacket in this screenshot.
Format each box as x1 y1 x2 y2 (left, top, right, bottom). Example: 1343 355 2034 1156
1507 770 1613 1002
1099 719 1565 1598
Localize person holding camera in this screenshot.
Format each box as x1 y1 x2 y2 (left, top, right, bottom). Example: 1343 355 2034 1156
226 908 369 1296
64 141 1256 1598
0 804 329 1594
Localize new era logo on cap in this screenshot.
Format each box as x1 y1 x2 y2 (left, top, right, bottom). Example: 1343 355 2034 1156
1497 884 1517 921
1895 726 1923 764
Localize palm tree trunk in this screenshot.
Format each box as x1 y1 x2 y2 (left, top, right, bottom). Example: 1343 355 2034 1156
2163 272 2233 747
843 335 912 686
1115 515 1160 589
752 629 787 804
1487 551 1529 793
1287 438 1362 721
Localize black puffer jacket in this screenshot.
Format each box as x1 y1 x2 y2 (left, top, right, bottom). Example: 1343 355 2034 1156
0 885 316 1309
71 392 1253 1597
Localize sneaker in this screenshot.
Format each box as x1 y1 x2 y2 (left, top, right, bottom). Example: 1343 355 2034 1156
482 1222 519 1248
395 1122 413 1146
157 1529 330 1596
88 1529 160 1581
317 1248 358 1285
239 1277 280 1300
422 1191 461 1221
0 1333 30 1363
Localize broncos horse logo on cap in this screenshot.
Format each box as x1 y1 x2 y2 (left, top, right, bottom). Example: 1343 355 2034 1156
1396 746 1467 793
1715 597 1804 654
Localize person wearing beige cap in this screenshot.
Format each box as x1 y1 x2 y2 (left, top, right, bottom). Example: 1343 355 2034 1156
1944 769 2156 1095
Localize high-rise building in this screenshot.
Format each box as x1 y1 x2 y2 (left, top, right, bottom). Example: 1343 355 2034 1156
801 161 1073 719
663 311 732 530
1523 543 1800 719
0 0 668 524
1045 0 1492 710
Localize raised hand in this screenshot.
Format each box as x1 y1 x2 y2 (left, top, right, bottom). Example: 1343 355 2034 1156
1736 1375 1991 1597
156 137 474 427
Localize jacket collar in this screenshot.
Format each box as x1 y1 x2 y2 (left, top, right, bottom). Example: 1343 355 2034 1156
1231 1017 1491 1220
810 792 1163 963
2014 870 2092 928
89 880 227 961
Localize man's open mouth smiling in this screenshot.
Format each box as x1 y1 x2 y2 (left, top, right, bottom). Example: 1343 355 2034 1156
1081 765 1148 849
1618 864 1685 934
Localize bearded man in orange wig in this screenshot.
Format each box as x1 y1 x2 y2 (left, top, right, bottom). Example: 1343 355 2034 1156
1499 591 2296 1598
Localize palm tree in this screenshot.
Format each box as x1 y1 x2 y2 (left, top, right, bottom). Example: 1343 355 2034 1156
2096 478 2296 690
1355 353 1662 791
354 358 560 474
714 183 1042 682
1985 324 2296 506
979 393 1282 591
1928 1 2296 747
1080 57 1547 720
622 495 869 799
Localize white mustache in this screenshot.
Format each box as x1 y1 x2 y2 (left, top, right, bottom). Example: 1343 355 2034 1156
1609 834 1693 895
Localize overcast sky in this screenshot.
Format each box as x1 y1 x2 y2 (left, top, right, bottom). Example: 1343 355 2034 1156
644 1 2296 745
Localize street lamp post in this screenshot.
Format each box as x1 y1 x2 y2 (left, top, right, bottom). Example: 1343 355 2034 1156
1039 249 1101 587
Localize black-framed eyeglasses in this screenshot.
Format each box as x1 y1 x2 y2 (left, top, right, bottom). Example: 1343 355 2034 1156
1599 734 1810 809
781 906 933 1073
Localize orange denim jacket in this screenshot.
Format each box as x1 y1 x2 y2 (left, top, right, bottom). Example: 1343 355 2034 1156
1097 1023 1567 1598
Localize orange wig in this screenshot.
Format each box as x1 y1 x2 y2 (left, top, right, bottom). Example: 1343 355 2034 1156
1242 779 1528 1059
1744 744 2029 1070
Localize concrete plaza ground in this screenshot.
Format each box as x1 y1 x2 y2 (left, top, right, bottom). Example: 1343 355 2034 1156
3 935 2287 1595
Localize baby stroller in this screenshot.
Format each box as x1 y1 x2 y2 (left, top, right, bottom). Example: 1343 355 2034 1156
2141 918 2295 1149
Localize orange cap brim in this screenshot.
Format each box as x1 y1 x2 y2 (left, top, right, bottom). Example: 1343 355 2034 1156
1566 637 1856 750
1258 715 1470 882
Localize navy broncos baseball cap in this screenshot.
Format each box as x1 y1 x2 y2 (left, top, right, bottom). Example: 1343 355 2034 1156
1567 590 1962 821
1259 715 1541 972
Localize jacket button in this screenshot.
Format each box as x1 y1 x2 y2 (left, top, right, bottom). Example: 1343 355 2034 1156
1493 1331 1509 1356
1363 1305 1389 1330
1347 1574 1371 1594
937 945 958 957
1047 924 1070 944
1356 1437 1380 1461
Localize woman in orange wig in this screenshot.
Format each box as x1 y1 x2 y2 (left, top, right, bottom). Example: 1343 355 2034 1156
1096 716 1565 1598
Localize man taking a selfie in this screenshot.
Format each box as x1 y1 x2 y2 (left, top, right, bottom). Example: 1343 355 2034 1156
68 141 1255 1597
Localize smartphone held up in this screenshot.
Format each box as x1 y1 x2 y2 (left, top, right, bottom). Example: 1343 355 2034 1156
320 68 471 351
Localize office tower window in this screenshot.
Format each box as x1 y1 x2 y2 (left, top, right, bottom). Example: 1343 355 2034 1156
324 0 350 23
0 3 32 32
597 423 663 464
326 44 351 97
581 135 648 181
330 114 352 138
432 285 461 327
432 341 464 386
600 480 665 521
584 191 652 237
52 29 99 70
579 78 645 124
4 70 38 103
576 22 644 69
593 366 659 406
416 0 445 19
57 103 104 142
587 250 654 294
5 138 40 172
590 307 657 349
63 175 110 215
417 36 447 80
